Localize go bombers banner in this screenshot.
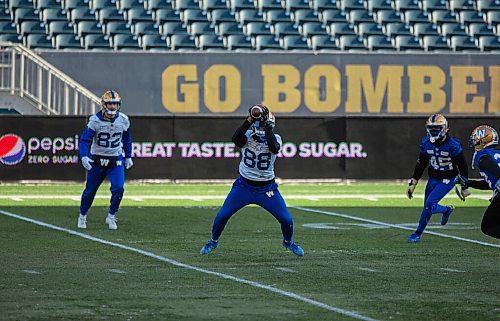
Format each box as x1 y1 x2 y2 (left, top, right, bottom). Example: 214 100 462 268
0 116 498 181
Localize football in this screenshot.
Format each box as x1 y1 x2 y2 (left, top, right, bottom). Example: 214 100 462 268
250 105 263 119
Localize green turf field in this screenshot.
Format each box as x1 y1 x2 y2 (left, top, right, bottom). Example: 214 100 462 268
0 183 498 321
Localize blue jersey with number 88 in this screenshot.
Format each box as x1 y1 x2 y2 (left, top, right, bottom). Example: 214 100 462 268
239 130 282 181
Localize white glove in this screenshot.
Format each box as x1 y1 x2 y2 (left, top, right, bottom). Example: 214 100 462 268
407 178 418 199
81 156 93 171
125 158 134 170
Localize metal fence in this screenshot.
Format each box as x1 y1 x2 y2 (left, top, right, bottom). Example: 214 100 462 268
0 43 99 115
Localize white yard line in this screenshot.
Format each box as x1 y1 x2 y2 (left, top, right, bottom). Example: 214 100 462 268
0 209 379 321
358 268 378 273
22 269 41 274
275 267 297 273
291 206 500 249
440 268 465 273
107 269 127 274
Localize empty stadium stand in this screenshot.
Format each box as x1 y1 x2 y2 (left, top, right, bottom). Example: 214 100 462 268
0 0 497 51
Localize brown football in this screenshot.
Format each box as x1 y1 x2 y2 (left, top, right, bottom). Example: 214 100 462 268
250 106 262 119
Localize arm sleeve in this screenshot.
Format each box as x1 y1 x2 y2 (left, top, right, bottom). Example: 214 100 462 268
122 128 132 158
466 179 491 190
412 152 429 180
79 127 95 158
232 119 252 148
264 126 280 154
451 151 468 179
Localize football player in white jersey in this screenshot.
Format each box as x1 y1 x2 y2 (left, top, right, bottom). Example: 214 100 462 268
77 90 133 230
200 104 304 256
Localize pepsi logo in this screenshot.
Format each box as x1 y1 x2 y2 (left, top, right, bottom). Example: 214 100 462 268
0 134 26 165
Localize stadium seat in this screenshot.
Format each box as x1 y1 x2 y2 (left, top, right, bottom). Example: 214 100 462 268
421 35 449 50
280 35 309 49
38 0 61 9
47 21 75 36
328 21 356 36
367 0 392 12
117 0 145 10
285 0 310 13
0 21 18 34
54 34 82 48
145 0 172 11
224 33 253 49
154 8 182 23
228 0 255 12
98 7 126 23
104 21 132 35
0 8 12 22
403 10 430 25
255 0 282 12
486 11 500 25
76 21 103 36
468 23 496 37
412 22 439 37
69 8 96 24
308 34 337 50
393 35 422 50
0 34 23 43
264 8 290 23
300 21 328 37
169 33 197 49
25 33 53 48
9 0 34 11
449 35 479 50
292 9 320 24
420 0 446 12
209 9 237 23
41 8 69 23
431 10 459 25
348 10 374 24
393 0 419 12
174 0 200 11
112 33 140 48
126 7 154 23
272 21 300 36
440 22 467 37
337 35 365 49
476 0 500 12
244 21 272 35
448 0 475 12
133 21 159 34
196 33 225 49
338 0 364 11
13 8 41 24
217 21 244 35
356 22 384 36
365 34 393 50
181 8 207 23
83 33 111 48
253 34 281 49
459 10 486 25
19 21 46 36
91 0 117 11
140 33 169 49
384 22 412 37
161 21 188 35
478 35 500 50
63 0 90 10
189 21 215 35
201 0 227 11
319 9 346 24
310 0 336 12
375 10 402 24
237 8 263 23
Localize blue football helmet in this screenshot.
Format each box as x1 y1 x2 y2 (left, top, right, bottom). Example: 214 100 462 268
425 113 448 143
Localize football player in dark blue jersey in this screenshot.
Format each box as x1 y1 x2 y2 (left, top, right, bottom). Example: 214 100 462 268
406 114 468 243
455 125 500 239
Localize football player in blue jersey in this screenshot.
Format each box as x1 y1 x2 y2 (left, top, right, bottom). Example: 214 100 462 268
200 104 304 256
77 90 133 230
455 125 500 239
406 114 468 243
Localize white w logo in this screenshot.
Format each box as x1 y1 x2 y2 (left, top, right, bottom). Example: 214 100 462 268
266 191 274 197
477 129 486 138
100 159 110 166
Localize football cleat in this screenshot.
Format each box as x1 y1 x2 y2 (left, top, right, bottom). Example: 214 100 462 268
77 214 87 229
407 233 421 243
441 205 454 226
106 214 118 230
200 240 219 255
283 240 304 256
425 114 449 143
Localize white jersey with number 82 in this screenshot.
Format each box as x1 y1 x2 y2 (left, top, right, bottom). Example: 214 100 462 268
87 113 130 157
238 130 282 181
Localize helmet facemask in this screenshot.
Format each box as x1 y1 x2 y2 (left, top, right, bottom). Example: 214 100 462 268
425 114 448 143
100 90 121 119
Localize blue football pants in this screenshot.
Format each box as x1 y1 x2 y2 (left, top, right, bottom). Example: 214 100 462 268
211 177 294 243
415 177 455 234
80 164 125 216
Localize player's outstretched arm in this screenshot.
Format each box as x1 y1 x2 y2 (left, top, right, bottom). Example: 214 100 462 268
232 108 256 148
264 123 280 154
467 156 500 191
122 128 133 169
407 152 428 199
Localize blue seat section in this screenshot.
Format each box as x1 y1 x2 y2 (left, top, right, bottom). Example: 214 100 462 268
4 0 500 50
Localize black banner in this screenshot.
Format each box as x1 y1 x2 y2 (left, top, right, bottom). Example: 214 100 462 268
0 116 498 181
